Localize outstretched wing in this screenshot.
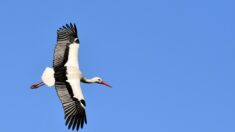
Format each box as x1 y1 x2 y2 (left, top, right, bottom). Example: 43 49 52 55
53 23 79 70
54 80 87 131
53 23 87 131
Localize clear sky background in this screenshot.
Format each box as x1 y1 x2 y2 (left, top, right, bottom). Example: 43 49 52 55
0 0 234 132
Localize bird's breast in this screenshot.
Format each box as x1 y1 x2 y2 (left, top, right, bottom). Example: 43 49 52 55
66 66 82 80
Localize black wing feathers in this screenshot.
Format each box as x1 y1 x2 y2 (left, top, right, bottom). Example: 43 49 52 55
54 67 87 131
57 23 78 43
53 23 86 131
55 82 87 131
53 23 79 69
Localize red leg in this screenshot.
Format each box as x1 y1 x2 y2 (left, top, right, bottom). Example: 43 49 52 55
31 82 44 89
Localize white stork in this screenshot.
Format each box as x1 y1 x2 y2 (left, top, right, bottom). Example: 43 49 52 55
31 23 112 131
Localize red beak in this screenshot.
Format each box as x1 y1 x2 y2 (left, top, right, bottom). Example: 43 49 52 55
101 81 112 88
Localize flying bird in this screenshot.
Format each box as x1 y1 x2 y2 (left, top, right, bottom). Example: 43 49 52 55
31 23 112 131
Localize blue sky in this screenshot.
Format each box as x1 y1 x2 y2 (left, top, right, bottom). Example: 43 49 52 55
0 0 235 132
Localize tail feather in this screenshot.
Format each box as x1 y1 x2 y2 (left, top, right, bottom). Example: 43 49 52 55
41 67 55 87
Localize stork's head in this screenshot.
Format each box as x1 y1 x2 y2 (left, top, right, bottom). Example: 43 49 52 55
92 77 112 88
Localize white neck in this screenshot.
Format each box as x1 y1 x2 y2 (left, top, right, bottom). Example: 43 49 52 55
81 77 97 83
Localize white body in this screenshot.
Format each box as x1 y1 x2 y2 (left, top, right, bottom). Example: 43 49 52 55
41 43 85 103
